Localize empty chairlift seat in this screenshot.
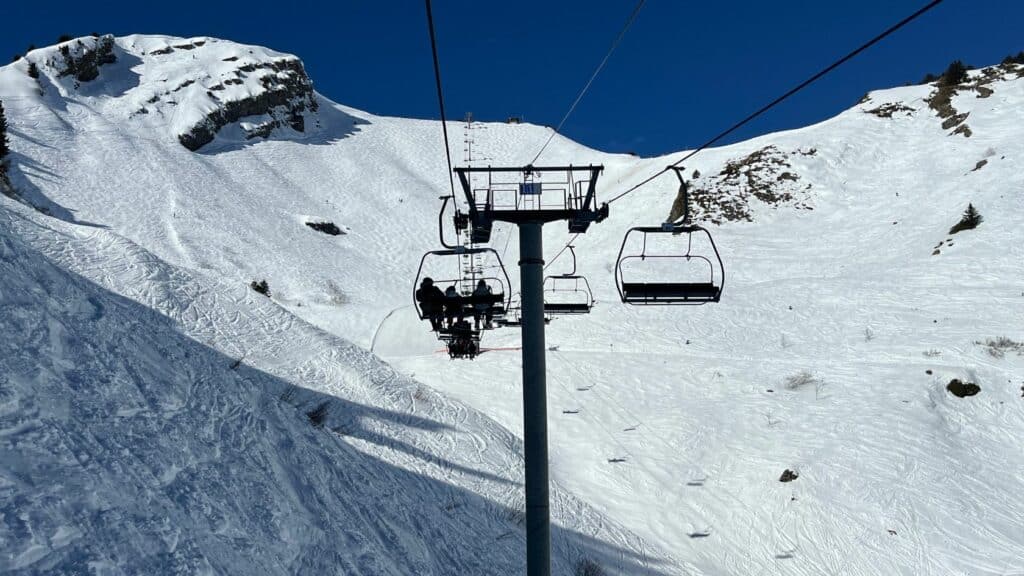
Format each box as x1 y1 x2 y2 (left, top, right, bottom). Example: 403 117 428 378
543 276 594 315
542 246 595 316
615 223 724 306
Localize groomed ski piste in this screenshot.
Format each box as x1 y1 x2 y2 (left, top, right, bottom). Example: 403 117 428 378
2 35 1023 575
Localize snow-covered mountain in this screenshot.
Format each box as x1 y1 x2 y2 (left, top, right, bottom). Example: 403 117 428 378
2 35 1022 575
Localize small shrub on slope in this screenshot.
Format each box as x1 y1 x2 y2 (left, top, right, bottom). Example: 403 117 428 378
784 370 827 399
784 370 819 390
949 203 982 234
250 279 270 296
977 337 1024 358
939 60 969 87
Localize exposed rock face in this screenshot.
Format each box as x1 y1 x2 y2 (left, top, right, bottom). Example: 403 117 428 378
668 145 816 224
946 379 980 398
864 102 914 118
306 221 345 236
21 35 323 152
924 62 1024 139
51 35 117 83
178 58 318 151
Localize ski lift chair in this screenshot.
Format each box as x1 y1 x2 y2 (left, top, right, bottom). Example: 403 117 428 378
542 247 594 315
413 247 511 330
614 168 724 305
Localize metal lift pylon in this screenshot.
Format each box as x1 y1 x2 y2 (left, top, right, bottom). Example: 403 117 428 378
454 165 607 576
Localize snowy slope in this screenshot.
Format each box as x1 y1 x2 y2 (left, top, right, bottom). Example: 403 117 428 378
2 35 1023 575
1 38 680 576
0 194 677 575
391 68 1024 575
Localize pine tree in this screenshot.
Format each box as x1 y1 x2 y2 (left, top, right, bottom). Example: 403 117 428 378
939 60 968 87
949 203 983 234
0 100 10 162
27 62 39 79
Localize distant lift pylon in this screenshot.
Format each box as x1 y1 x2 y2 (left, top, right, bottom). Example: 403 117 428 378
452 164 608 575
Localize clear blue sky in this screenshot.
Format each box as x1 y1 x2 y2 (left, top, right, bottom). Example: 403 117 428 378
5 1 1022 157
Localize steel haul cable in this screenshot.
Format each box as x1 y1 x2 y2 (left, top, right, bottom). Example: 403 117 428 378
529 0 646 166
605 0 944 205
546 0 945 270
424 0 457 199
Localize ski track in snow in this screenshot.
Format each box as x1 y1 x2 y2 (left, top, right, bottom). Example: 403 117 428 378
0 203 680 575
2 35 1024 575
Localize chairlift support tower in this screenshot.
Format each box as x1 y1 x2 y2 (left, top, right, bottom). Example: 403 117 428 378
454 164 607 576
463 112 475 164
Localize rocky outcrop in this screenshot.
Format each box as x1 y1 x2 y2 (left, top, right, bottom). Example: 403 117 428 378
946 379 980 398
51 35 117 83
178 58 318 151
925 62 1024 139
668 145 816 224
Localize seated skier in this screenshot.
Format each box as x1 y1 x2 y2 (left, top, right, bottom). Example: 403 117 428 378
444 285 464 328
472 279 494 330
415 277 445 331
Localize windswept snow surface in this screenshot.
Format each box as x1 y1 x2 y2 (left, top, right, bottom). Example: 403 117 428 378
2 35 1024 575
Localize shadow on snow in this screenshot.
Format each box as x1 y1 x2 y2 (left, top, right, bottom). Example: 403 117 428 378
0 227 676 575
